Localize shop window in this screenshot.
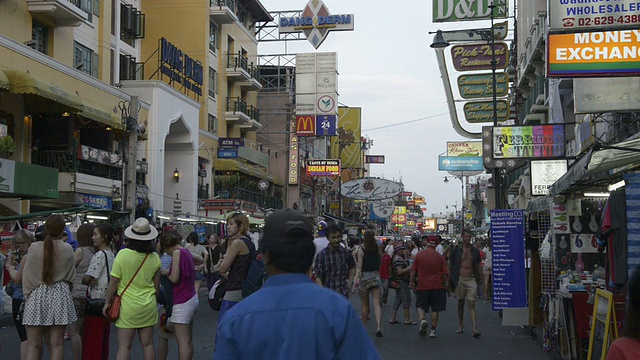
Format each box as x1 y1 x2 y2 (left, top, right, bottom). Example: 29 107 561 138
208 114 218 134
208 67 218 99
74 42 98 78
209 21 218 53
31 20 49 55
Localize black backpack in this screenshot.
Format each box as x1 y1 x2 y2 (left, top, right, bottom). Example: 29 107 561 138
240 237 268 298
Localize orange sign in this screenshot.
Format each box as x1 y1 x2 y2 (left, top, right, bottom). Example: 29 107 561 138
296 115 316 136
422 218 436 230
391 214 406 224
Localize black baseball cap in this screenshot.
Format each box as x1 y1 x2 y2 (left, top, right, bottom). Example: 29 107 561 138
261 209 313 245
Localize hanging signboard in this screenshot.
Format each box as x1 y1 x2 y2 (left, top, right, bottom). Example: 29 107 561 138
530 160 568 196
438 155 484 171
574 77 640 113
490 209 527 310
371 199 395 218
315 114 337 136
278 0 354 49
493 125 565 159
295 115 316 136
340 178 402 200
458 72 509 99
365 155 385 164
451 42 509 72
306 159 340 176
447 141 482 157
463 100 510 123
422 218 436 230
548 30 640 78
433 0 508 22
549 0 640 32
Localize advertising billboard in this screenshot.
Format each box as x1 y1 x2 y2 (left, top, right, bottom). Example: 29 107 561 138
331 107 362 169
433 0 508 22
493 125 565 159
295 115 316 136
549 0 640 32
574 77 640 113
365 155 385 164
548 30 640 77
463 100 510 123
451 42 509 72
278 0 354 49
438 155 484 171
316 115 337 136
371 199 395 218
340 178 402 200
422 218 436 231
530 160 568 196
457 73 509 99
447 141 482 157
306 159 340 176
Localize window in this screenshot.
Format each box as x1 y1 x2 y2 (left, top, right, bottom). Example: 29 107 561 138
74 42 98 77
119 54 141 80
208 114 218 134
209 21 218 52
31 20 49 55
208 67 218 99
120 3 145 44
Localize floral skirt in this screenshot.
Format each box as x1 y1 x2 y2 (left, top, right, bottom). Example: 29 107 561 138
23 282 77 326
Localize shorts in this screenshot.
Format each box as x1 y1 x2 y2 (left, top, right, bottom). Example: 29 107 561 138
416 289 447 312
170 294 199 324
358 271 382 292
195 271 205 281
456 277 478 303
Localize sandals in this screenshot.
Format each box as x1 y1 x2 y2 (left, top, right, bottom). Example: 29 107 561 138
473 331 482 338
404 321 418 325
388 320 400 324
456 328 464 334
376 330 383 337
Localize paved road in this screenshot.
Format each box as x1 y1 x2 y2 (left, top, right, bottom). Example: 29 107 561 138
0 288 557 359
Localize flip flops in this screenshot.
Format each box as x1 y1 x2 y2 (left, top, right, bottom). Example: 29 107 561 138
473 331 482 338
456 328 464 334
404 321 418 325
388 320 400 324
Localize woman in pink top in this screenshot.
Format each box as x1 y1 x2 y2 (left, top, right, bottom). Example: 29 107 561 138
160 230 198 360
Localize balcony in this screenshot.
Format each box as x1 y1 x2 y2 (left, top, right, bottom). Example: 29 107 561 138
210 0 237 24
32 146 124 182
226 53 261 89
517 11 547 89
225 97 260 129
26 0 88 27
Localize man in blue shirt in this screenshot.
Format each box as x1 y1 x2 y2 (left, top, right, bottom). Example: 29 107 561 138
214 209 380 360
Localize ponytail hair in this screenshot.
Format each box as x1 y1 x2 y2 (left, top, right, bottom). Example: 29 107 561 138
43 215 65 285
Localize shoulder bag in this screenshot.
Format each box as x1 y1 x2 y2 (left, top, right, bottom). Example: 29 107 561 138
85 250 110 317
106 253 149 322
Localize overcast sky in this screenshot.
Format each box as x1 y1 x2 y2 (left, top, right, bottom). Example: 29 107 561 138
258 0 513 216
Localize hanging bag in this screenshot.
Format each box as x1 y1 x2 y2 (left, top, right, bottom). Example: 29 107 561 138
85 250 110 317
106 254 148 322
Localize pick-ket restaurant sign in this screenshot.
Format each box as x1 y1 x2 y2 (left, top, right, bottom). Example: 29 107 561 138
340 178 402 200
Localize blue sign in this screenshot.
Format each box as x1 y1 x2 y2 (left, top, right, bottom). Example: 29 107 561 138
369 204 389 222
490 209 527 310
218 149 238 159
316 115 337 136
438 155 484 171
78 193 112 210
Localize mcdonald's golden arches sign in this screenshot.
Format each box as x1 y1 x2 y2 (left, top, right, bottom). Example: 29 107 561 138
296 115 316 136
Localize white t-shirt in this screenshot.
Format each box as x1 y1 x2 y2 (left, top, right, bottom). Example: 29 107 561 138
85 250 115 299
436 244 444 255
313 236 329 259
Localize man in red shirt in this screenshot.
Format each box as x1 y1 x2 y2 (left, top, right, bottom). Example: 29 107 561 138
410 235 449 338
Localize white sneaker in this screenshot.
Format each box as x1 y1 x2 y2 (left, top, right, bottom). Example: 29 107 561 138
419 320 428 337
429 329 437 338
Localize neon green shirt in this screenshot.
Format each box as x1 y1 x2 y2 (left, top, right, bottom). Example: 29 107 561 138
110 249 161 329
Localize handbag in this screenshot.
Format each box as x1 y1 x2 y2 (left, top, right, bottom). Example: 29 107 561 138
85 251 109 317
361 272 379 290
5 279 14 297
208 278 226 311
106 253 149 322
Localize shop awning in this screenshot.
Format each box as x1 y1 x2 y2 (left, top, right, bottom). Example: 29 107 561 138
0 159 59 200
215 159 284 186
80 99 123 129
550 138 640 197
4 70 83 110
0 70 9 91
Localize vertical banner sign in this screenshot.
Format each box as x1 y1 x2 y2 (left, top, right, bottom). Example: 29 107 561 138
289 119 299 185
490 209 527 310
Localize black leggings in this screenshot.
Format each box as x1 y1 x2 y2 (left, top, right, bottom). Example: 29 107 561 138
12 298 27 342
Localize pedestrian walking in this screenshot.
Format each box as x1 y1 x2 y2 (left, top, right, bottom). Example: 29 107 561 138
313 224 356 298
214 209 381 360
21 214 77 360
380 244 392 306
103 217 161 360
354 229 383 337
449 229 483 338
68 223 96 360
313 220 329 260
82 223 115 360
203 233 222 293
388 244 416 326
411 235 449 338
160 230 198 360
5 229 33 360
185 231 207 295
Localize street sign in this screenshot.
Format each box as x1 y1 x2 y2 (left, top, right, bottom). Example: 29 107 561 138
458 73 509 99
463 100 510 123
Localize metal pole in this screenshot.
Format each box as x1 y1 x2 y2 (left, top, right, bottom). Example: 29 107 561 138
489 1 501 210
125 96 139 224
460 176 465 233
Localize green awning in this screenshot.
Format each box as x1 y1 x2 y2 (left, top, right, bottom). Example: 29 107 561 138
0 158 59 199
4 70 83 110
0 70 9 91
80 99 123 129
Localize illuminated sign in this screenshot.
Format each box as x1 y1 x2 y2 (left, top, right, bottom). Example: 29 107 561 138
394 206 407 215
423 219 436 231
289 119 299 185
391 214 407 224
433 0 508 22
531 160 568 196
279 0 354 49
365 155 385 164
463 100 510 123
549 0 640 32
438 155 484 171
447 141 482 157
160 38 203 96
306 159 340 176
457 73 509 99
493 125 565 159
548 30 640 77
451 42 509 72
295 115 316 136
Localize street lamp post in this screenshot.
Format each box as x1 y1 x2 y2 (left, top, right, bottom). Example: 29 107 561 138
444 175 465 232
488 1 501 210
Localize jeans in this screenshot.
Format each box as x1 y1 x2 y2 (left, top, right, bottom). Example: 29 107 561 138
381 278 390 303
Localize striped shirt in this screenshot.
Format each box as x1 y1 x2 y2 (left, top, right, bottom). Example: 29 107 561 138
314 246 355 297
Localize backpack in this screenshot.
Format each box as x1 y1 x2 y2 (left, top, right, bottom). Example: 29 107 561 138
240 237 267 298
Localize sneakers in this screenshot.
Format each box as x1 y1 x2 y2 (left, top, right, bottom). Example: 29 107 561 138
419 320 429 337
429 329 437 338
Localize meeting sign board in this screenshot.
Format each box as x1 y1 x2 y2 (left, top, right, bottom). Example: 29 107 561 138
549 0 640 32
548 30 640 77
490 209 527 310
493 125 565 159
433 0 508 22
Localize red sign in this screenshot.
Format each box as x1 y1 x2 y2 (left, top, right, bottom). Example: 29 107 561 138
391 214 407 224
407 201 416 207
401 191 412 197
295 115 316 136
